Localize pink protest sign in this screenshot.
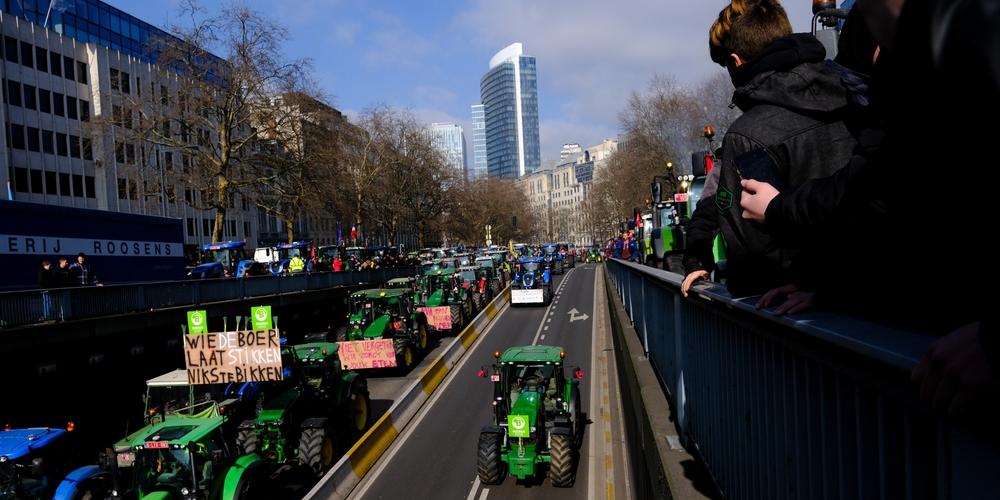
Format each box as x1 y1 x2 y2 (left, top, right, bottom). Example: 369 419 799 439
336 339 397 369
419 306 453 331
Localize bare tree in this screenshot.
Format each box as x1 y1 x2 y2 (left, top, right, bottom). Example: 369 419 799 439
447 178 537 247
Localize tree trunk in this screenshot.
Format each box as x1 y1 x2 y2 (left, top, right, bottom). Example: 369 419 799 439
282 215 295 243
212 176 229 243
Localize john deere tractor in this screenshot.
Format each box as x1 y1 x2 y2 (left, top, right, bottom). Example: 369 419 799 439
415 268 474 332
477 345 584 487
337 289 429 370
234 342 370 477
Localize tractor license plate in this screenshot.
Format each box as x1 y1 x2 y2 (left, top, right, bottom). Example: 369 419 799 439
511 289 544 304
116 453 134 467
490 374 500 382
145 441 169 449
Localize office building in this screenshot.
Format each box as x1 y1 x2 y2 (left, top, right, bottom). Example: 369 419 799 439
429 122 467 181
480 42 540 179
470 103 486 180
560 143 581 162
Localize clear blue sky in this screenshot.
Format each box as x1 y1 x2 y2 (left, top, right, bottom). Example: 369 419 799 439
109 0 815 161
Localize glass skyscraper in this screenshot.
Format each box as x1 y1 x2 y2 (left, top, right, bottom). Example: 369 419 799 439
480 43 540 179
429 123 467 181
470 104 487 180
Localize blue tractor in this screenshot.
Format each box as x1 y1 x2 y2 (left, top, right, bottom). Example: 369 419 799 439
510 257 552 306
269 240 314 275
542 244 565 275
187 241 259 279
0 426 108 500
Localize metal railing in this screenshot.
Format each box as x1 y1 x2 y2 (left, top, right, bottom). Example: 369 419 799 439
0 268 414 329
606 258 1000 500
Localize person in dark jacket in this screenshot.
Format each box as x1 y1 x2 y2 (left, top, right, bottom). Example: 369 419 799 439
38 260 56 288
53 257 75 287
681 166 722 297
739 0 1000 416
707 0 860 297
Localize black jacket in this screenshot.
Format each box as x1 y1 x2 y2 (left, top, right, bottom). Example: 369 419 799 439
715 33 860 296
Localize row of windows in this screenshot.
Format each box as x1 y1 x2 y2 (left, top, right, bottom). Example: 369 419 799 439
2 35 88 84
6 122 92 160
3 79 90 120
185 217 247 239
9 166 95 198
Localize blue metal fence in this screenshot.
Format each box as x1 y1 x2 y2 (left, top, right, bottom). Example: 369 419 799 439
0 268 415 329
606 258 1000 500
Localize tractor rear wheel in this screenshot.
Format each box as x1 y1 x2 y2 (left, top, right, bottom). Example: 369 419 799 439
351 390 371 435
450 305 465 331
416 322 428 351
236 428 258 455
394 339 415 369
334 327 348 342
298 427 334 476
548 433 576 487
477 432 504 485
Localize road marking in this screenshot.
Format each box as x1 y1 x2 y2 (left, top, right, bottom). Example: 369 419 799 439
530 267 576 346
465 478 481 500
540 334 546 340
543 326 549 331
588 266 600 500
568 308 590 322
478 488 489 500
352 300 510 499
547 318 552 323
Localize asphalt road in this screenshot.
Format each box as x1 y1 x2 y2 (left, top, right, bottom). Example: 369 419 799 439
350 264 631 500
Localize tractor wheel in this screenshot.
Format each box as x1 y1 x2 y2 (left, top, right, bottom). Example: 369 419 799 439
334 327 348 342
473 292 484 311
569 385 583 439
298 427 335 476
491 278 501 296
395 339 415 369
477 432 505 485
548 433 576 487
236 428 258 455
450 305 465 331
351 390 371 435
416 322 428 351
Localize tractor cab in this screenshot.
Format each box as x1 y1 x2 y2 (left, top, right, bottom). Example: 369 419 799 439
188 241 257 279
386 277 418 291
346 290 403 337
0 426 82 500
272 241 313 275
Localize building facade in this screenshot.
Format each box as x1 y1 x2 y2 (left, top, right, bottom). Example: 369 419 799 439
559 143 581 162
470 103 486 180
480 42 540 179
429 122 467 181
0 5 258 251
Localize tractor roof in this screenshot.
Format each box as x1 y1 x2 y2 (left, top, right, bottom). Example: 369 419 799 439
146 369 190 387
351 288 408 299
424 268 457 277
201 241 245 251
387 277 416 285
499 345 565 364
457 266 480 272
0 428 67 462
293 342 339 363
126 412 224 448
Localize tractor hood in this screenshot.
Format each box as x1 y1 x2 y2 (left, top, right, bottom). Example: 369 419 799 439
188 262 220 278
509 391 540 430
0 428 66 462
425 289 445 307
364 314 391 339
140 491 173 500
257 387 300 424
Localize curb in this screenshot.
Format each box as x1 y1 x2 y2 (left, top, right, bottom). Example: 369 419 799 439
305 287 511 499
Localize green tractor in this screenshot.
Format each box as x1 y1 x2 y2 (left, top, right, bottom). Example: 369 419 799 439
234 342 370 477
476 346 585 487
457 265 492 312
336 289 429 370
474 256 505 296
415 268 475 333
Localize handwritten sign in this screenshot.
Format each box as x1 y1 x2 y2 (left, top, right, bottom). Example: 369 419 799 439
183 330 283 384
336 339 397 369
419 306 453 331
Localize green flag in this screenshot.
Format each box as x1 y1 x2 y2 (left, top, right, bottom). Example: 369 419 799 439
251 305 272 331
187 310 208 335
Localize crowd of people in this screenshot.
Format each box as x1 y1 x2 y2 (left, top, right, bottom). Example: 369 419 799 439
36 253 99 288
671 0 998 417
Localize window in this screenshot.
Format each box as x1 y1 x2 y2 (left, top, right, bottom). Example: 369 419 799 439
230 221 237 237
203 218 211 236
20 41 33 68
117 178 127 199
35 47 47 72
4 36 18 63
244 222 250 237
79 99 89 121
160 85 168 105
41 130 54 154
38 89 51 113
49 52 62 77
163 151 173 171
82 138 93 160
77 61 87 83
9 124 25 149
135 76 140 96
30 169 43 194
23 85 36 110
56 132 68 156
125 143 135 164
66 96 78 120
187 218 195 237
115 141 125 163
110 68 120 91
7 80 21 107
26 126 40 152
13 167 28 192
53 92 64 116
59 173 70 196
63 56 75 81
73 174 83 198
45 171 57 195
85 176 96 198
69 135 81 158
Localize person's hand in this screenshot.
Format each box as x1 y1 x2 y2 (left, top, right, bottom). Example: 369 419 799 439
912 322 998 417
681 270 709 298
740 179 780 223
756 284 815 315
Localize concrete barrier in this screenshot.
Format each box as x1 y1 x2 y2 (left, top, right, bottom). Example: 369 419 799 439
305 287 511 499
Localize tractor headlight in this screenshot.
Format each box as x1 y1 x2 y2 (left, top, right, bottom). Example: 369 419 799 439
181 488 190 496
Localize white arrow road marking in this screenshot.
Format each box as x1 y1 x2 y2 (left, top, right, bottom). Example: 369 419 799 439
568 308 590 322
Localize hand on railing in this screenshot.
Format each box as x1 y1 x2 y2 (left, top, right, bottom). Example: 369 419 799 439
912 321 998 417
756 284 815 316
681 270 709 298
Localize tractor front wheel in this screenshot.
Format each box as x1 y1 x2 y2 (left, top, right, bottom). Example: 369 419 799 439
417 322 428 351
477 432 504 485
236 428 258 455
548 433 576 487
351 391 371 435
298 427 335 476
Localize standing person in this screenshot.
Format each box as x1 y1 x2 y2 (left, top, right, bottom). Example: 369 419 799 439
37 260 56 288
69 252 98 286
332 255 344 272
706 0 859 296
54 257 75 287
